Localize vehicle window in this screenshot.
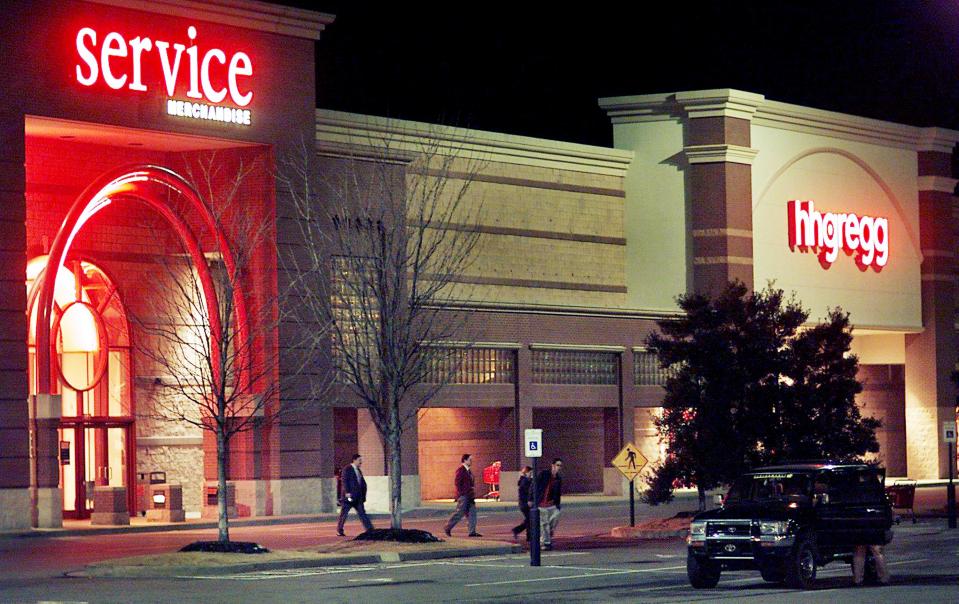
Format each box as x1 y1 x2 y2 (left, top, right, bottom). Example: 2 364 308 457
725 472 811 503
826 469 854 503
851 469 885 504
826 468 884 504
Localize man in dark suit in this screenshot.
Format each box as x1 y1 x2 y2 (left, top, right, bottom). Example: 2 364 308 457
444 453 482 537
337 453 374 536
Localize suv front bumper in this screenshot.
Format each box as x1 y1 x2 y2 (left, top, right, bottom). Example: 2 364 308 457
688 535 796 569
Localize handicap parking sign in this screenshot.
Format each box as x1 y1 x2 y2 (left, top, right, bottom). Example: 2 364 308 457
525 429 542 458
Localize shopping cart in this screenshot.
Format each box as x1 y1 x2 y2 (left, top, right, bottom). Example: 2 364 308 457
482 461 502 500
885 479 917 524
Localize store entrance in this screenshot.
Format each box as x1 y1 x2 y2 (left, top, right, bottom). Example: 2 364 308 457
27 257 135 520
58 423 132 519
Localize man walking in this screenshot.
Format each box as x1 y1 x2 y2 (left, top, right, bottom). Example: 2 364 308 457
511 465 533 540
444 453 482 537
535 458 563 550
337 454 374 536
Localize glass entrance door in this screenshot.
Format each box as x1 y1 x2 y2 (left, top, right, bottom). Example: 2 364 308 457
60 423 130 519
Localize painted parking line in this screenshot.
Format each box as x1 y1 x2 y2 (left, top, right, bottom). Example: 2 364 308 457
465 564 687 588
465 556 935 590
181 565 381 581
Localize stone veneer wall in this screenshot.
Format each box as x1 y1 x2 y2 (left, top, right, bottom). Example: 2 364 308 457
136 444 204 515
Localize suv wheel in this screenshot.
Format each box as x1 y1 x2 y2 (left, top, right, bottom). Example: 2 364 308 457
687 552 721 588
784 534 817 589
760 562 785 583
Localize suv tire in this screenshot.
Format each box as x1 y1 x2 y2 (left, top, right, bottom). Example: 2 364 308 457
760 562 785 583
687 552 721 588
784 534 817 589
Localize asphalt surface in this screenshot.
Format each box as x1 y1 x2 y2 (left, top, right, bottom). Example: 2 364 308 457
1 504 956 603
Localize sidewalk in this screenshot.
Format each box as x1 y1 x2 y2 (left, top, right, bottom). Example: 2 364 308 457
1 492 692 540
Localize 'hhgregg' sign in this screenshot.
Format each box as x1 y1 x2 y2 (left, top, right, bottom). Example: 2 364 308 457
786 200 889 272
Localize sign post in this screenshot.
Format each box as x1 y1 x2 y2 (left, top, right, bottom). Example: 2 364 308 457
524 429 543 566
611 443 647 527
945 421 956 529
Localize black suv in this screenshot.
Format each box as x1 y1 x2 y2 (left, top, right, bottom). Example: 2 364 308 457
686 463 893 589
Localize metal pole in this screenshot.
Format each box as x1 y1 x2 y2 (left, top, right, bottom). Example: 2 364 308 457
629 478 635 527
530 456 540 566
948 441 956 530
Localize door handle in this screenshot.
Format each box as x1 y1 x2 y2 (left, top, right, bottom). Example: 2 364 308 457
866 508 880 513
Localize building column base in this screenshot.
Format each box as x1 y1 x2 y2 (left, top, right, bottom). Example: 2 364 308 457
363 474 421 515
36 487 62 529
269 477 338 515
0 488 33 530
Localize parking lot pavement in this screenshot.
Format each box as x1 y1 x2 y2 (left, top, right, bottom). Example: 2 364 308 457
2 525 958 603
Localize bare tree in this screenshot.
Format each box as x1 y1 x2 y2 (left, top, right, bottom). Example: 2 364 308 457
281 120 485 529
133 151 315 544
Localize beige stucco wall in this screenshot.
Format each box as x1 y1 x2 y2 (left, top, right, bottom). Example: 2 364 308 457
751 126 922 330
613 119 688 311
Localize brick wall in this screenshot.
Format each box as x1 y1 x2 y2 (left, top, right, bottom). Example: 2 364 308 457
417 407 515 500
858 364 906 476
533 407 604 493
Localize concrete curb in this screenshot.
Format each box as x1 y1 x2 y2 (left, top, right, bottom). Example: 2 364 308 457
67 543 521 579
610 526 688 540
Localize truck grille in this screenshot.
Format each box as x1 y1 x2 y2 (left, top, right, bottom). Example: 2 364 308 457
706 520 754 538
705 520 755 559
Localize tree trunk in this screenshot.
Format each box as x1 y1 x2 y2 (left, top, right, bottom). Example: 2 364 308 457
217 424 230 543
388 425 402 529
697 485 706 512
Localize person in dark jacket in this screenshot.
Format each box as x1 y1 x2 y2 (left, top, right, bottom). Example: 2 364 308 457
534 458 563 550
511 466 533 540
337 453 374 536
444 453 482 537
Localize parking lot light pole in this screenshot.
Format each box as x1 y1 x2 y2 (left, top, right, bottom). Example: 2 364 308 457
948 441 956 529
530 456 540 566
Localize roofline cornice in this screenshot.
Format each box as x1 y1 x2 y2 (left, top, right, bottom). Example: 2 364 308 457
601 89 958 152
315 109 635 177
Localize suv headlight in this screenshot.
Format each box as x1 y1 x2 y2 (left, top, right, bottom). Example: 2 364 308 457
689 521 707 538
759 520 789 535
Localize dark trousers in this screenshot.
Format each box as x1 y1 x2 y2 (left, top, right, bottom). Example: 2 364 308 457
337 499 373 533
512 506 530 540
445 496 477 534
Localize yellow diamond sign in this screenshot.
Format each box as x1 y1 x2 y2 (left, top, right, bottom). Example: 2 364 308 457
611 442 647 482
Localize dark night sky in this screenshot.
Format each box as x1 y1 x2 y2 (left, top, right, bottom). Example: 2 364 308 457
286 1 959 147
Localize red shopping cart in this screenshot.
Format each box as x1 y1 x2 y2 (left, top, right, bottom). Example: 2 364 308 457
885 479 917 524
483 461 502 500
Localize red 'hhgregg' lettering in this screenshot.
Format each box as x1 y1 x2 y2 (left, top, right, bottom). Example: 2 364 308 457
75 25 253 107
787 200 889 272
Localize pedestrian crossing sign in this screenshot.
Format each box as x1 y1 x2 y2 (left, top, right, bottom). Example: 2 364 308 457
611 442 647 482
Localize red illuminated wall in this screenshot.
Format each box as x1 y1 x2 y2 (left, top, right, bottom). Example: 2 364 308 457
1 0 321 518
26 135 277 488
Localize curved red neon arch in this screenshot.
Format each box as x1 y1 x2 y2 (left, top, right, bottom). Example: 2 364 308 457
35 165 252 397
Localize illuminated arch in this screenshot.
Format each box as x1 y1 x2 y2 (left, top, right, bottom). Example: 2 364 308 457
35 165 251 395
754 147 922 260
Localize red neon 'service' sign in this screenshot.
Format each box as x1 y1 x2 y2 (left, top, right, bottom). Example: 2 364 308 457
75 25 253 125
787 200 889 272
